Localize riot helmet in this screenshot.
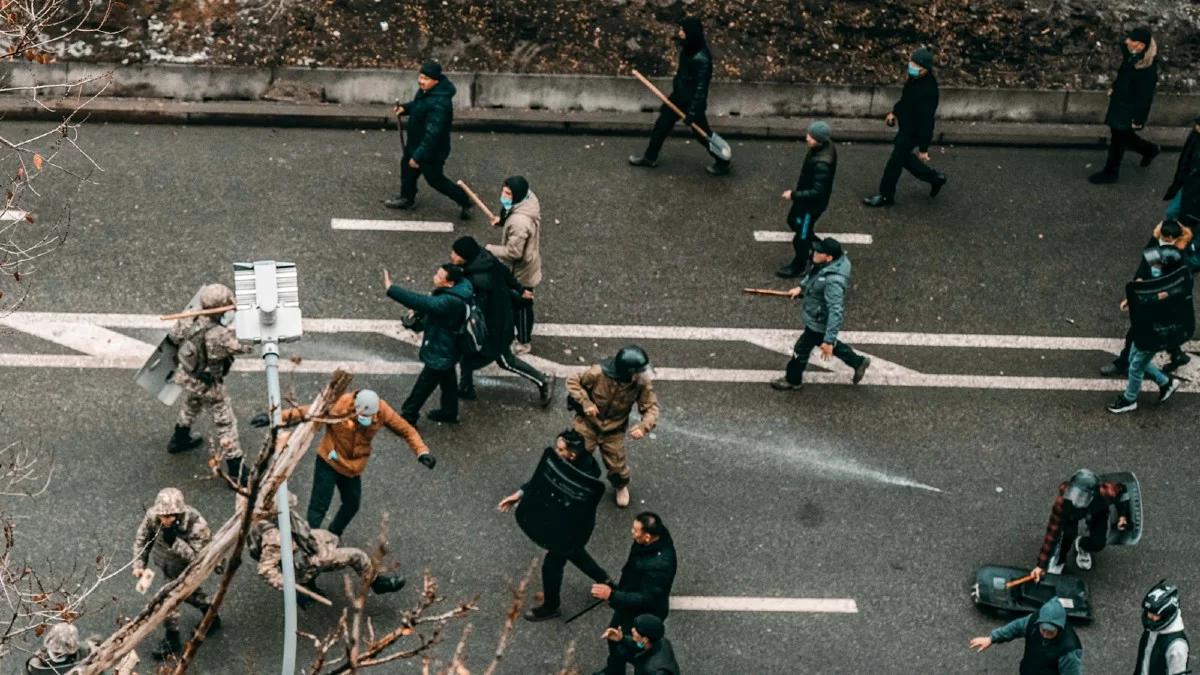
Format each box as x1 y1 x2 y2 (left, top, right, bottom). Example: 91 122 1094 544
151 487 186 518
199 283 234 309
1142 579 1181 630
603 346 650 382
1143 245 1183 274
1063 469 1099 509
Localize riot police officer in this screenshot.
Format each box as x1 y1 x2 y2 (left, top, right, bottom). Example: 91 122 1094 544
1030 469 1133 582
1134 580 1189 674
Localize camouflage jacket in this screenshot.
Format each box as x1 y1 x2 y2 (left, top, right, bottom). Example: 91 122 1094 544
169 315 242 384
133 506 211 572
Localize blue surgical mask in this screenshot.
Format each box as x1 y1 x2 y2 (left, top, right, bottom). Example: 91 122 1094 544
357 415 373 427
1150 266 1163 278
907 64 922 77
500 196 513 210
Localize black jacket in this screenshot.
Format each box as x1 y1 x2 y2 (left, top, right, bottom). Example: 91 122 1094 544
1105 43 1157 130
610 532 677 621
386 280 474 371
789 141 837 220
401 77 457 164
1165 129 1200 223
461 249 522 366
618 638 681 675
892 73 939 152
670 47 712 119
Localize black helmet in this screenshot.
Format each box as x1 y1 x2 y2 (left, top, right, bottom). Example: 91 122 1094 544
1143 245 1183 272
1142 579 1181 630
1063 469 1099 509
603 345 650 382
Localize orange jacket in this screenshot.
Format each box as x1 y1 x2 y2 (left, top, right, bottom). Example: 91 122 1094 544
282 392 428 478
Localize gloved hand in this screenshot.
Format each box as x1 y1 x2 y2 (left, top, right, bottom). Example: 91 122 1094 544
250 412 270 428
418 453 436 470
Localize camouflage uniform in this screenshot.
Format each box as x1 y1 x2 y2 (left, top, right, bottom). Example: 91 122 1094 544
132 488 213 633
251 500 371 589
168 284 245 461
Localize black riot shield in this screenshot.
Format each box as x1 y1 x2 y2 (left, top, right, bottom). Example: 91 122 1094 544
1127 267 1195 351
514 447 605 552
972 565 1093 623
1102 472 1143 546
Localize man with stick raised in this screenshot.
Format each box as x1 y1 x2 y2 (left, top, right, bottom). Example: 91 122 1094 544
628 17 731 176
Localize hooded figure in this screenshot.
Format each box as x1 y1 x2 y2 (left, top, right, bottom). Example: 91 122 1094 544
980 598 1084 674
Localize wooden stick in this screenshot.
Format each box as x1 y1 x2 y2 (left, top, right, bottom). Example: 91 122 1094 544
296 583 333 607
160 304 235 321
456 180 498 223
631 69 710 140
1005 574 1037 589
742 288 794 298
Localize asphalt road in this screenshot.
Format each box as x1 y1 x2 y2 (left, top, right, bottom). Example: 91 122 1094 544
1 122 1197 674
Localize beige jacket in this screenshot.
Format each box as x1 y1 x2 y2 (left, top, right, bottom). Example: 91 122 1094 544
566 364 659 435
486 191 542 288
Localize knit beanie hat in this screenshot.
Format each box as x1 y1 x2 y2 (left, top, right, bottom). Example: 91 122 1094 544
452 236 481 262
807 120 832 144
419 60 444 80
911 47 935 70
813 237 844 259
1128 27 1152 45
633 614 665 642
503 175 530 203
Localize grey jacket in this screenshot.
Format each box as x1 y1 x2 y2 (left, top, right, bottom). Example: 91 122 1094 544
486 191 542 288
800 254 852 344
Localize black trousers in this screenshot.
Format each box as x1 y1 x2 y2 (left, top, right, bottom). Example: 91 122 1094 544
460 347 546 390
1055 511 1110 564
1103 126 1157 173
785 327 864 384
541 546 608 609
307 457 362 537
515 298 535 344
399 154 470 206
400 365 458 422
786 210 822 269
878 132 940 199
644 104 730 167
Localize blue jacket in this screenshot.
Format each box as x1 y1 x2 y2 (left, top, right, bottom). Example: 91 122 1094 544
801 254 852 344
387 280 473 370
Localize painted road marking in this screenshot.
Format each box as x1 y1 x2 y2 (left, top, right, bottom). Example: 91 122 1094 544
671 596 858 613
331 218 454 232
754 231 873 245
0 311 1186 393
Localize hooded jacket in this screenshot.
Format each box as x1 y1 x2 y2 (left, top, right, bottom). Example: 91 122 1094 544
281 391 428 478
892 71 939 152
387 279 475 370
1106 40 1158 130
670 19 712 119
990 599 1083 675
486 190 543 288
460 249 523 366
789 140 837 219
401 77 457 164
800 254 853 344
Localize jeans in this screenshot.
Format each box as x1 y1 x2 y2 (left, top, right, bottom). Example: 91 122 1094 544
643 104 730 167
1103 126 1158 174
878 131 940 199
399 154 470 206
785 327 865 384
786 211 820 270
1166 190 1184 220
400 365 458 422
541 547 608 609
307 457 362 537
1124 344 1169 400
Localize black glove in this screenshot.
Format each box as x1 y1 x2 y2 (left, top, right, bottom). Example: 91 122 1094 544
250 412 270 428
418 454 436 470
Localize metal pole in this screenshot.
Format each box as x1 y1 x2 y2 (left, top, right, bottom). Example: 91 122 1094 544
264 342 298 675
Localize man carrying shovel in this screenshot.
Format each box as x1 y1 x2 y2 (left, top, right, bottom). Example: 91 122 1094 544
628 17 732 176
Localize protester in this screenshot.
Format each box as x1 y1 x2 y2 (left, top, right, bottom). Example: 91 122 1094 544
771 238 871 390
1163 116 1200 223
777 121 837 279
566 346 660 507
863 47 946 207
1029 469 1132 581
485 175 543 355
451 236 556 407
1133 580 1189 675
969 598 1083 675
601 614 681 675
1089 28 1159 184
385 60 473 218
591 512 678 675
628 17 730 176
383 264 474 425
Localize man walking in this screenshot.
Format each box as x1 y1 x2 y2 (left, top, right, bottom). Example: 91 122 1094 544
383 264 474 425
1163 117 1200 223
1133 580 1189 675
165 282 248 485
385 60 473 218
485 175 543 355
131 488 218 661
591 512 677 675
601 615 681 675
450 236 555 407
777 120 837 279
771 238 871 390
969 598 1083 674
1089 28 1159 184
628 17 730 176
257 388 435 537
497 429 611 622
566 346 660 507
863 48 946 207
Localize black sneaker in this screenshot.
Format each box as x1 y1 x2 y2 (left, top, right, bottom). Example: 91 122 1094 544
930 173 947 198
538 375 557 408
459 204 473 221
1106 395 1138 414
775 264 803 279
1099 361 1128 377
770 377 802 391
863 194 894 208
384 196 415 209
457 385 477 401
852 356 872 384
1088 171 1118 185
523 604 561 622
1140 144 1161 168
1158 377 1181 403
705 161 731 176
628 155 657 168
426 409 459 424
1163 353 1190 373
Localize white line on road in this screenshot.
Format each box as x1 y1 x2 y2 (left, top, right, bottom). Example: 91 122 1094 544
331 218 454 232
754 231 874 245
670 596 858 613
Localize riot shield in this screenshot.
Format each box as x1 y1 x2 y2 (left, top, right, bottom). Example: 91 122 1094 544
1102 472 1143 546
972 565 1092 622
1127 267 1195 351
515 447 605 552
134 287 233 405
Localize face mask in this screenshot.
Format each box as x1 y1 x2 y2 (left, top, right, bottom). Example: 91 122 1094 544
500 196 513 210
907 64 922 77
357 415 373 427
1150 266 1164 278
635 640 647 650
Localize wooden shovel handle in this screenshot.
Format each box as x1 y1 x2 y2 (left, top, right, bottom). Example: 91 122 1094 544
296 584 333 606
631 69 710 140
456 180 498 223
1005 574 1037 589
742 288 794 298
160 304 236 321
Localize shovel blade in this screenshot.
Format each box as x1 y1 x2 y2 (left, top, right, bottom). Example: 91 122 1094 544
708 132 733 162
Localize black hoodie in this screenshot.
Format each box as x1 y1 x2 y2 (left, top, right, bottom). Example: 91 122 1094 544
402 77 457 164
670 18 712 119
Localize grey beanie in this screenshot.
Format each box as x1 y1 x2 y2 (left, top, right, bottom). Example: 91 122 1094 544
807 120 832 143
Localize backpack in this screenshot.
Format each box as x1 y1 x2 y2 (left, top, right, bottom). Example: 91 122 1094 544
175 318 209 377
456 295 488 356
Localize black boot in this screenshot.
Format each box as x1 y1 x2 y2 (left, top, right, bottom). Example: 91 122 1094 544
627 154 658 168
929 173 947 197
383 195 415 209
776 262 805 279
151 629 183 661
370 574 406 594
168 425 204 454
224 458 248 488
523 604 561 622
459 204 473 221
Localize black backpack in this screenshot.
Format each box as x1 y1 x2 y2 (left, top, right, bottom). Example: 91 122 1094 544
456 295 488 356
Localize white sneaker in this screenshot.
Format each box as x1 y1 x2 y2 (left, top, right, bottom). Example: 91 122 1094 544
615 486 630 508
1074 537 1092 570
512 342 532 356
1046 558 1064 576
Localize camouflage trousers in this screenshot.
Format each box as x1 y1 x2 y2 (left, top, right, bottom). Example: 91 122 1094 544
297 529 373 585
175 375 242 460
160 557 210 633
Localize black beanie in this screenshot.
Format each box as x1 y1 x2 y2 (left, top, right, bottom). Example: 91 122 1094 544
911 47 934 70
419 59 443 80
503 175 530 204
452 236 481 262
679 17 705 53
1128 27 1152 45
633 615 665 642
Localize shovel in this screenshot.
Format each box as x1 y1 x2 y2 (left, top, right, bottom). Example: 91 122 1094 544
631 69 732 162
